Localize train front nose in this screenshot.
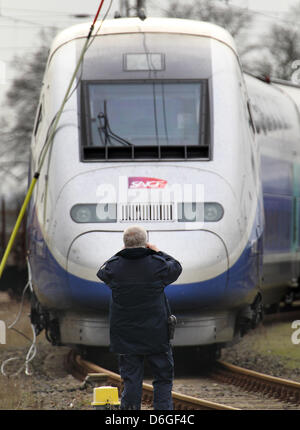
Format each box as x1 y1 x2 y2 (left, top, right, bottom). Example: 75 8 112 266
149 230 229 308
148 230 228 285
66 229 229 309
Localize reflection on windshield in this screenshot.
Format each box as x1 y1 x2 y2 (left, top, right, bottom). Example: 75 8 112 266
97 101 133 147
87 82 203 147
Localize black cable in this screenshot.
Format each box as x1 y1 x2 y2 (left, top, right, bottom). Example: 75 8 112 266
55 0 114 117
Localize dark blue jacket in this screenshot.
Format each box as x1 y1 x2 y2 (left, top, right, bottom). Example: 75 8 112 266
97 247 182 354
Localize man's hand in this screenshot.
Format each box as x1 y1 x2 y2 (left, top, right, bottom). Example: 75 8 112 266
146 242 160 252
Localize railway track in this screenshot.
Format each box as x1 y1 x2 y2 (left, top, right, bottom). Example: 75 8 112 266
66 349 300 410
66 350 239 410
211 360 300 404
2 298 300 410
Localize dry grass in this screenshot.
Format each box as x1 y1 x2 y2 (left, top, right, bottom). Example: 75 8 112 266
0 298 34 348
252 321 300 370
0 298 44 409
0 377 39 409
0 377 23 409
0 293 10 304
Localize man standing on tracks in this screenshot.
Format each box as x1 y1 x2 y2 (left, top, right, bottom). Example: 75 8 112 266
97 225 182 410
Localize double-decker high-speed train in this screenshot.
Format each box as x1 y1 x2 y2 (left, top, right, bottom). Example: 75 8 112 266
27 16 300 357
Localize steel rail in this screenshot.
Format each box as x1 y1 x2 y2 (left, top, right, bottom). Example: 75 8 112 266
213 360 300 404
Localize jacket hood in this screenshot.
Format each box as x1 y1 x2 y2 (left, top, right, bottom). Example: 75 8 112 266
116 247 156 260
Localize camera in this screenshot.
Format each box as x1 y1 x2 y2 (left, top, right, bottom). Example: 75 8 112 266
168 314 177 340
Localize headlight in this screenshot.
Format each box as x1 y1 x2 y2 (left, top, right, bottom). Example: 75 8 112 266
204 203 224 222
70 204 117 223
178 202 224 222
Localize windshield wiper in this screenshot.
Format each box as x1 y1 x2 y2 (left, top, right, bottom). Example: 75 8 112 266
97 100 134 147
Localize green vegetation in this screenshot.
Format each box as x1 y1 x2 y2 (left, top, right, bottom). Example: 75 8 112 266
250 321 300 370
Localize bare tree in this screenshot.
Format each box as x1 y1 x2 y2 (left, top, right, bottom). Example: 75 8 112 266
0 30 53 196
246 1 300 80
163 0 257 62
250 23 300 80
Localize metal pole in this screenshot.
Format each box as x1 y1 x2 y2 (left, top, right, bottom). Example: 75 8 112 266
0 174 38 278
121 0 145 17
124 0 130 16
137 0 145 12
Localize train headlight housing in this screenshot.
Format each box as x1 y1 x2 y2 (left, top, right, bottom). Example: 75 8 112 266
204 203 224 222
70 204 117 223
177 202 203 222
178 202 224 222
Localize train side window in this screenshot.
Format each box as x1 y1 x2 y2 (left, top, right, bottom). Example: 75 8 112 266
247 101 256 135
267 114 272 131
34 104 43 137
261 115 267 135
254 119 261 134
250 101 261 134
277 115 283 130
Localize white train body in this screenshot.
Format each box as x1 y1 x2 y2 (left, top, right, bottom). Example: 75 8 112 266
27 18 300 351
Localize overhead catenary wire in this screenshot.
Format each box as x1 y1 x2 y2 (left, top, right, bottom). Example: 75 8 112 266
0 8 93 27
0 13 44 27
151 0 300 28
37 0 109 174
0 6 93 16
40 0 113 226
0 0 110 279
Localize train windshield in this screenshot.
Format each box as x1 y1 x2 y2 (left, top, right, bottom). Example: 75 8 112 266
82 81 210 160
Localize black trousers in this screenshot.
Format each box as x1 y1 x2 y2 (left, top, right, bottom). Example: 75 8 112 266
118 346 174 410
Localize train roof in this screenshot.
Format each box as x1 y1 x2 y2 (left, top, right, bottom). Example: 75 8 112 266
244 71 300 113
245 71 300 89
49 17 237 57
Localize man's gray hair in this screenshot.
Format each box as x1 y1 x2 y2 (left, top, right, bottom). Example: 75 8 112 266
123 225 147 248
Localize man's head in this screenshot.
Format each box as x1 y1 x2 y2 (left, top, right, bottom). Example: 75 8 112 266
123 225 147 248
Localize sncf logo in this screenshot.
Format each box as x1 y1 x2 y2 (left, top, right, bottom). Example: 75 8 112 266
128 177 167 189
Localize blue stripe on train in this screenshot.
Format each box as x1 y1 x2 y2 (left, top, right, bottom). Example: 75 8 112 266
28 190 263 314
29 229 260 313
